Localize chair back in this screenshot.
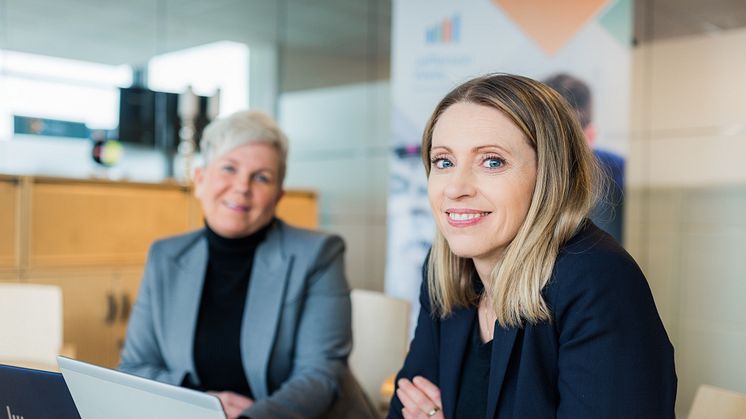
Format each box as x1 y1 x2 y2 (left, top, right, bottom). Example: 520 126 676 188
688 384 746 419
349 289 410 406
0 283 63 368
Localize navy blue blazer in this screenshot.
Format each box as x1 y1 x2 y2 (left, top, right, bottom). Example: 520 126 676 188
388 221 676 419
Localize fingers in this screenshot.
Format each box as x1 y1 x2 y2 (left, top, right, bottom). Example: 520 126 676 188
413 376 442 407
208 391 254 419
224 406 243 419
401 407 418 419
223 392 253 411
397 377 443 418
396 382 421 417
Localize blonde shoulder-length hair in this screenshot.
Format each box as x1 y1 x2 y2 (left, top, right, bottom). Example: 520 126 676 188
422 73 601 328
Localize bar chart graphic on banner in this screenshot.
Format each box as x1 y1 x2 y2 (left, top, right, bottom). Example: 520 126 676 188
425 14 461 44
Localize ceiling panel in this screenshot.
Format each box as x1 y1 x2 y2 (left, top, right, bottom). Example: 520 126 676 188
0 0 390 66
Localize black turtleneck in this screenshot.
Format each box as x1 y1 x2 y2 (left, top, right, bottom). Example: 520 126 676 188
189 221 272 398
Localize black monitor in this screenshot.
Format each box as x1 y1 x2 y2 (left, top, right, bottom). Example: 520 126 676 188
118 87 210 151
118 87 157 147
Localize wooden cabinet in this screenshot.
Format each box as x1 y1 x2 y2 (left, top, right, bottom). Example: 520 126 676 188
28 180 192 267
0 176 19 275
30 272 116 367
3 175 317 368
29 269 143 367
111 271 143 364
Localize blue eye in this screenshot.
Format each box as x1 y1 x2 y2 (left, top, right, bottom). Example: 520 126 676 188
221 165 236 173
483 158 504 169
254 173 271 183
433 158 454 169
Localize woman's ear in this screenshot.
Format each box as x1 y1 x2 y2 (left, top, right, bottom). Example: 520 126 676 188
275 189 285 205
583 123 597 147
193 166 204 198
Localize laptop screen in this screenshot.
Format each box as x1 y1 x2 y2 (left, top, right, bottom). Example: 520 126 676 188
0 364 81 419
57 357 226 419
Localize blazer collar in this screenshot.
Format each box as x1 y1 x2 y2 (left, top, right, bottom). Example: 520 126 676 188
171 232 209 382
241 220 293 399
439 306 519 419
486 325 519 419
440 307 475 419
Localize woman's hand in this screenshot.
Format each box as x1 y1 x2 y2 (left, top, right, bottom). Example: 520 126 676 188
396 376 444 419
208 391 254 419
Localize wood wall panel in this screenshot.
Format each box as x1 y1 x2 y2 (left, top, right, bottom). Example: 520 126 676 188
29 181 192 268
0 178 18 269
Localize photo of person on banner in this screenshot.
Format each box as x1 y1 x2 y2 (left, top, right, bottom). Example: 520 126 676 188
388 73 676 419
544 73 625 244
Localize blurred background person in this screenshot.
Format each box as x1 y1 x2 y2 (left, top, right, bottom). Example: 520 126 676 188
119 110 376 419
389 74 675 418
544 73 625 244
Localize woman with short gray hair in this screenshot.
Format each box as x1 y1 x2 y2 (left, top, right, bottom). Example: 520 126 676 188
199 110 289 181
120 110 376 419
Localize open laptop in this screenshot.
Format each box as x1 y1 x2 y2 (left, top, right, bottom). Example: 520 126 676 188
0 363 81 419
57 356 226 419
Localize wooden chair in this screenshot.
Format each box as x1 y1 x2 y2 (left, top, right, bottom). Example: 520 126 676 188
688 384 746 419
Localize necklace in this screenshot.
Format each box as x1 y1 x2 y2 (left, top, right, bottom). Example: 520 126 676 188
478 295 496 343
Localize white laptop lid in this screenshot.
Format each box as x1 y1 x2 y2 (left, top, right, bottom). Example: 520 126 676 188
57 356 226 419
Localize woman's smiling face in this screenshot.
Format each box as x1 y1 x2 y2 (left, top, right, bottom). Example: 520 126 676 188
194 142 283 238
428 102 537 269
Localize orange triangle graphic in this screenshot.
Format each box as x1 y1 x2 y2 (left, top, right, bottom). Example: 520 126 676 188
492 0 609 55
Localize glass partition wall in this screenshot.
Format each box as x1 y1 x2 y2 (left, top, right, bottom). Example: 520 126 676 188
277 0 391 292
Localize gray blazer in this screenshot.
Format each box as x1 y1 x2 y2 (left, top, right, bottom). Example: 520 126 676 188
119 219 377 419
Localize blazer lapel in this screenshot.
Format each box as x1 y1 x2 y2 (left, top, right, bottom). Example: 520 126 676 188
241 222 292 399
440 307 476 419
485 324 519 419
171 233 209 383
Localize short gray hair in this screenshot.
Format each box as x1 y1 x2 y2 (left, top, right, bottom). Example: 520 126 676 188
200 110 289 181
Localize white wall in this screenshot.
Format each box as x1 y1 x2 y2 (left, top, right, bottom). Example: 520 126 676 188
628 27 746 417
629 28 746 188
279 80 390 291
248 42 279 117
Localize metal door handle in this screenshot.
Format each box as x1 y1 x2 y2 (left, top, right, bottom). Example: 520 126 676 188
120 293 131 322
105 293 118 324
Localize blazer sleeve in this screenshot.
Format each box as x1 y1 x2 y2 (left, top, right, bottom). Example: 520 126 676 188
388 257 439 419
245 235 352 419
552 250 677 419
118 242 184 385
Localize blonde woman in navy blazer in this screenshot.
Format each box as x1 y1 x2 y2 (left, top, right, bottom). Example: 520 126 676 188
119 111 375 419
389 75 676 419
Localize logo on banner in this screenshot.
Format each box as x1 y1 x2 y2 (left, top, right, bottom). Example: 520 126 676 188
425 14 461 44
414 12 471 82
